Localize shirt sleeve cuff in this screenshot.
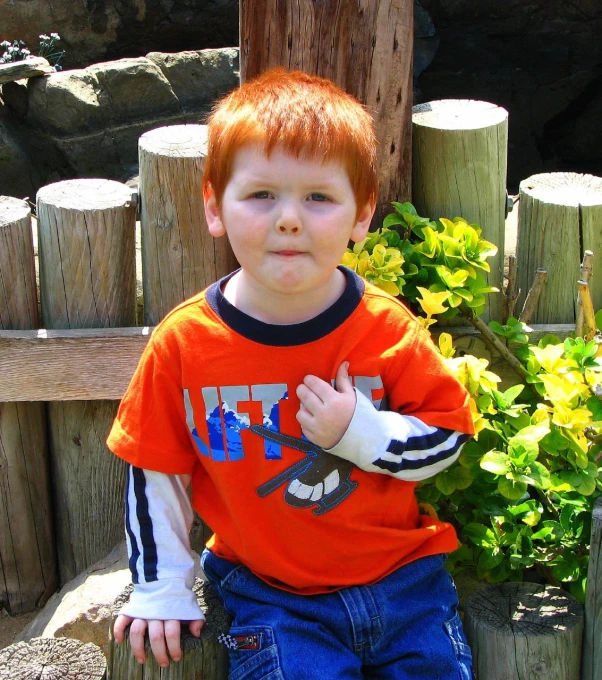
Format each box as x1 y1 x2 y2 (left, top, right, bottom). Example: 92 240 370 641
119 579 205 621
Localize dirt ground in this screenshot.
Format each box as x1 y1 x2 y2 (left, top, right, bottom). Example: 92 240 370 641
0 609 37 651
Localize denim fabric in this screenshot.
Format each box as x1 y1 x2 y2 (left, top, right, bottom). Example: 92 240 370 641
201 549 473 680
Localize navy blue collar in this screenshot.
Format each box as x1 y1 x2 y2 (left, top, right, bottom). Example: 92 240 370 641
206 266 364 346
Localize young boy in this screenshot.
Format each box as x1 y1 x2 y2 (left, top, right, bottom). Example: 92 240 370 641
108 68 475 679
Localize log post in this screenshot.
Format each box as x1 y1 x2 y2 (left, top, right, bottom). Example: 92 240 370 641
412 99 509 323
240 0 414 226
0 196 57 614
516 172 602 324
465 582 583 680
138 124 238 326
0 637 107 680
108 579 230 680
582 496 602 680
36 179 137 585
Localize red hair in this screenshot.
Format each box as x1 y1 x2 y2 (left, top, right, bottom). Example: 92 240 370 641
202 68 378 217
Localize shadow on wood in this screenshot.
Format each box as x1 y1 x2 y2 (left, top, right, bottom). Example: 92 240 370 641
465 582 583 680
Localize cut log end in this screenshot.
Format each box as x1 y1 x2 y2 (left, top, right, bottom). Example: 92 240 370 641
36 179 135 211
519 172 602 207
139 124 209 157
0 196 30 227
0 637 107 680
412 99 508 130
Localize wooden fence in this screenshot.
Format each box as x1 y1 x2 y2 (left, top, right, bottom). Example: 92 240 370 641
1 112 601 677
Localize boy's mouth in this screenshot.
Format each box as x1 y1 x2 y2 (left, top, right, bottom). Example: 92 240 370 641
274 250 304 257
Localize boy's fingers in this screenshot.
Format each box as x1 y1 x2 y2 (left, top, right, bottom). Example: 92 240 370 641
163 620 182 662
128 619 148 664
189 619 205 638
148 620 169 667
335 362 353 393
113 614 134 644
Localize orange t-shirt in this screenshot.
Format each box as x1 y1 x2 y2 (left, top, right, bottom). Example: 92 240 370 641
108 268 474 594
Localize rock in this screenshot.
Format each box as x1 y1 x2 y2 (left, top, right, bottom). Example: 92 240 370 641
147 47 239 112
0 57 54 85
14 542 131 658
88 57 181 123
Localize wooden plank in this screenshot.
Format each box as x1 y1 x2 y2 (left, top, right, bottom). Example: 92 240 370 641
582 496 602 680
0 324 575 402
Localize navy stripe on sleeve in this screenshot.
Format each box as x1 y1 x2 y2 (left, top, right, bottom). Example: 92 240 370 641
373 432 470 473
386 427 455 456
124 465 140 584
132 466 159 582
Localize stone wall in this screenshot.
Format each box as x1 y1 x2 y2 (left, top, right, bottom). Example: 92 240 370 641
0 48 239 199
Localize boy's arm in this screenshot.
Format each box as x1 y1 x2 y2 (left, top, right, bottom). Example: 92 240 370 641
115 465 205 665
297 362 472 482
326 388 471 481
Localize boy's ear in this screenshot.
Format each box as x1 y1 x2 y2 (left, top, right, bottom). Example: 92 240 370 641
350 201 376 243
203 184 226 238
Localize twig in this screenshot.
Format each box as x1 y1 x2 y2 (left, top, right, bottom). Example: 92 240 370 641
503 255 519 324
519 268 547 325
460 304 529 380
577 279 597 341
576 251 594 337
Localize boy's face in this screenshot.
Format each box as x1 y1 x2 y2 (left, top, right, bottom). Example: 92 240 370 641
204 144 374 309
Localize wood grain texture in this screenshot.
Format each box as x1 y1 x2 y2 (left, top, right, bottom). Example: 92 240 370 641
109 579 230 680
0 323 576 402
465 582 583 680
516 172 602 324
139 124 238 325
0 197 57 614
0 637 107 680
582 496 602 680
412 99 509 323
36 179 137 584
240 0 414 226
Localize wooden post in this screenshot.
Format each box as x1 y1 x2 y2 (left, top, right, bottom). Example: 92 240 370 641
583 496 602 680
0 196 57 614
465 582 583 680
108 579 230 680
516 172 602 324
412 99 509 323
36 179 137 585
240 0 414 226
139 124 238 326
0 637 106 680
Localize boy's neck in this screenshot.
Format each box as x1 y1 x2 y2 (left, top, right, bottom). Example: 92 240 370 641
223 269 347 325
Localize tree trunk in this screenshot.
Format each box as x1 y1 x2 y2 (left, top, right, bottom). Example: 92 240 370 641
582 496 602 680
516 172 602 324
412 99 509 323
139 124 238 326
240 0 414 226
36 179 136 584
465 582 583 680
0 196 57 613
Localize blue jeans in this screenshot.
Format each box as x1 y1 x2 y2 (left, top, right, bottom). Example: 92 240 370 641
201 549 473 680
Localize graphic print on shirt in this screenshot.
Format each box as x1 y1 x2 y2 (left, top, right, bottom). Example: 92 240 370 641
183 375 384 515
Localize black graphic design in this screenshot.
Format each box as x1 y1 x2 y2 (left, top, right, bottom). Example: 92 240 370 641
252 425 358 515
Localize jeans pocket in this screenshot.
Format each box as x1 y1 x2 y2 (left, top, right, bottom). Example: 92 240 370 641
225 625 284 680
444 613 474 680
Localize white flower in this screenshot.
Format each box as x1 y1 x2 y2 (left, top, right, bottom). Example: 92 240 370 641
50 33 60 40
40 34 50 41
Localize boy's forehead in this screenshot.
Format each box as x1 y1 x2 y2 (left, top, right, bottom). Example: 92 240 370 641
232 142 346 171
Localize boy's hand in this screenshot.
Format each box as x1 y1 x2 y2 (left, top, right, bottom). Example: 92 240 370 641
296 362 356 449
113 614 204 667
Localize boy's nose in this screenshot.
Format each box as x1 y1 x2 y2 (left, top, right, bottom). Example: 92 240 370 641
276 204 302 234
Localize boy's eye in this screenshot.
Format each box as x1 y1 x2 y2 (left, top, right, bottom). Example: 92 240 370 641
309 193 328 202
252 191 271 199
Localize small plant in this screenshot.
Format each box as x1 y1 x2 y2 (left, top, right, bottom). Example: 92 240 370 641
343 202 602 603
0 33 64 70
